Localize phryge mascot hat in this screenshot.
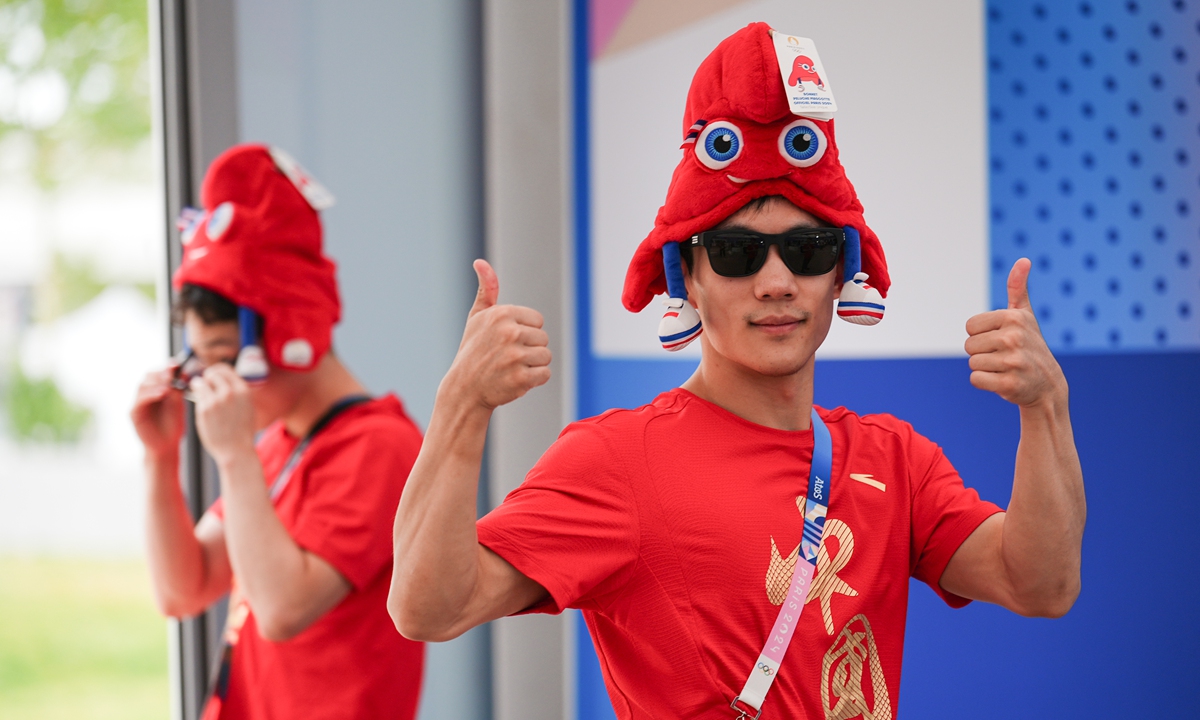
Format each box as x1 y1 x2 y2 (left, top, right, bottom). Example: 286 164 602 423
620 22 890 350
173 143 340 379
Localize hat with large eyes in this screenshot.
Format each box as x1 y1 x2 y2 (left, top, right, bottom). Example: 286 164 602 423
172 143 340 373
620 22 890 351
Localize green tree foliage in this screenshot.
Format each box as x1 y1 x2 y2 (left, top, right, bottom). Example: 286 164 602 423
4 363 92 442
33 251 107 323
0 0 151 188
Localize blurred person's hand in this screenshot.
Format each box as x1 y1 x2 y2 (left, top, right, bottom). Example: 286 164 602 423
189 364 257 467
131 368 185 457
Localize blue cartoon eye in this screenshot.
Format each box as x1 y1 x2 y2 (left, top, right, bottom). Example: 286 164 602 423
694 121 744 169
778 119 827 167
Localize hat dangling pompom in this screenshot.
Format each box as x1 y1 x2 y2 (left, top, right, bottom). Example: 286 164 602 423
657 243 703 351
234 306 269 382
836 227 885 325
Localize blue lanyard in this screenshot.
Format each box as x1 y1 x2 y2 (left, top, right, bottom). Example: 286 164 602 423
801 408 832 565
733 407 833 719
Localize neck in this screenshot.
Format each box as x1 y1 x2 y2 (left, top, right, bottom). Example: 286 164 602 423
681 344 815 432
282 354 369 438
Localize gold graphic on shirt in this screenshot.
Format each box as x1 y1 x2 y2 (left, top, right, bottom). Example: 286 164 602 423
766 536 800 605
806 518 859 635
821 613 892 720
767 496 806 605
850 473 886 492
766 496 859 637
767 496 807 605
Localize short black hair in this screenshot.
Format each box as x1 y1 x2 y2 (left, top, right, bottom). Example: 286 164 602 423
730 195 788 219
173 283 238 325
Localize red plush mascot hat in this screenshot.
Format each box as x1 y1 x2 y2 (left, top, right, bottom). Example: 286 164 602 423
172 144 339 373
621 23 890 351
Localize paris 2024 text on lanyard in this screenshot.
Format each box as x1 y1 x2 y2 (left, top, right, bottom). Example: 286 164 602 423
731 408 832 720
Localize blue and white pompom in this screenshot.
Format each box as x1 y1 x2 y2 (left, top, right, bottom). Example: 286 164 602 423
659 297 702 351
836 227 885 326
658 242 702 351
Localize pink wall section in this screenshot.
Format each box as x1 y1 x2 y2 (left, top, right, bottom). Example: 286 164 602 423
589 0 637 58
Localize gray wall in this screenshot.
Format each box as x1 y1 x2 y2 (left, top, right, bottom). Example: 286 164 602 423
232 2 492 718
235 1 484 427
230 1 578 717
483 0 574 718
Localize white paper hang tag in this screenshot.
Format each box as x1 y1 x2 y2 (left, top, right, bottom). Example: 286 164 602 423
268 146 337 211
770 30 837 119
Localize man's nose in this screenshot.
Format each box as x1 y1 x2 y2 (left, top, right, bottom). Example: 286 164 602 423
754 246 796 299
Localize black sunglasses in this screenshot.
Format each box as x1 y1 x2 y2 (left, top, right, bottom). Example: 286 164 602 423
170 350 202 391
170 349 235 392
690 227 844 278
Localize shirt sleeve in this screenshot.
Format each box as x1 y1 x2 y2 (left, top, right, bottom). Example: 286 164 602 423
477 421 641 615
907 430 1004 608
289 418 422 591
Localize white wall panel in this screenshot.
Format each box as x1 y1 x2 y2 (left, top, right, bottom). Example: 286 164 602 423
590 0 988 359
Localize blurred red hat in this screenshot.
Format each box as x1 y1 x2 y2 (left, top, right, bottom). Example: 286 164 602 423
621 22 890 314
172 143 339 371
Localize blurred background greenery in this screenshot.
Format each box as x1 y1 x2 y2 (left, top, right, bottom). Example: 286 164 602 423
5 362 92 441
0 0 158 442
0 557 169 719
0 0 151 188
0 0 169 717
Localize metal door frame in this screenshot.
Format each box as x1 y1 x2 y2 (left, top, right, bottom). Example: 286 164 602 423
151 1 239 717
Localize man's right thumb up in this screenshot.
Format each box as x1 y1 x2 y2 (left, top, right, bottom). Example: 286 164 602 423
470 259 499 317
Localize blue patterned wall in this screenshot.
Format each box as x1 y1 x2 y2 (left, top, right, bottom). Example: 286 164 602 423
988 0 1200 351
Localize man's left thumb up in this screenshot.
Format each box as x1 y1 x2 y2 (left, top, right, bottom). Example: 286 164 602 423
1007 258 1033 311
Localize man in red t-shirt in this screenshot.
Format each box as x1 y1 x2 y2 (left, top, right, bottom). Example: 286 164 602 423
389 23 1084 720
131 144 423 719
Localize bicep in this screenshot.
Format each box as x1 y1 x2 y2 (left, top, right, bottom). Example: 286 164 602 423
938 513 1019 609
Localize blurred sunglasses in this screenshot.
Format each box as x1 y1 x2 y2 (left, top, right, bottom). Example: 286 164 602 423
689 227 844 278
169 350 234 392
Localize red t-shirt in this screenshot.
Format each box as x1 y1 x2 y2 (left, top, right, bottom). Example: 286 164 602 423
207 394 424 720
477 389 1001 719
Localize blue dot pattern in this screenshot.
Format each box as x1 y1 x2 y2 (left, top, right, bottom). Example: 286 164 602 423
988 0 1199 351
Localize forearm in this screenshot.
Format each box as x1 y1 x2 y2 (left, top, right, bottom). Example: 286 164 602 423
1002 391 1086 614
218 451 326 637
389 381 493 638
143 450 215 616
388 263 554 638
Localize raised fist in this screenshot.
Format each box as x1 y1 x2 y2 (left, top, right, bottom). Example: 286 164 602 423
188 364 257 465
131 367 185 457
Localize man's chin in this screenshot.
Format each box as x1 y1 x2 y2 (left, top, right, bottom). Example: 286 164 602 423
734 347 815 378
751 358 813 378
702 332 818 378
